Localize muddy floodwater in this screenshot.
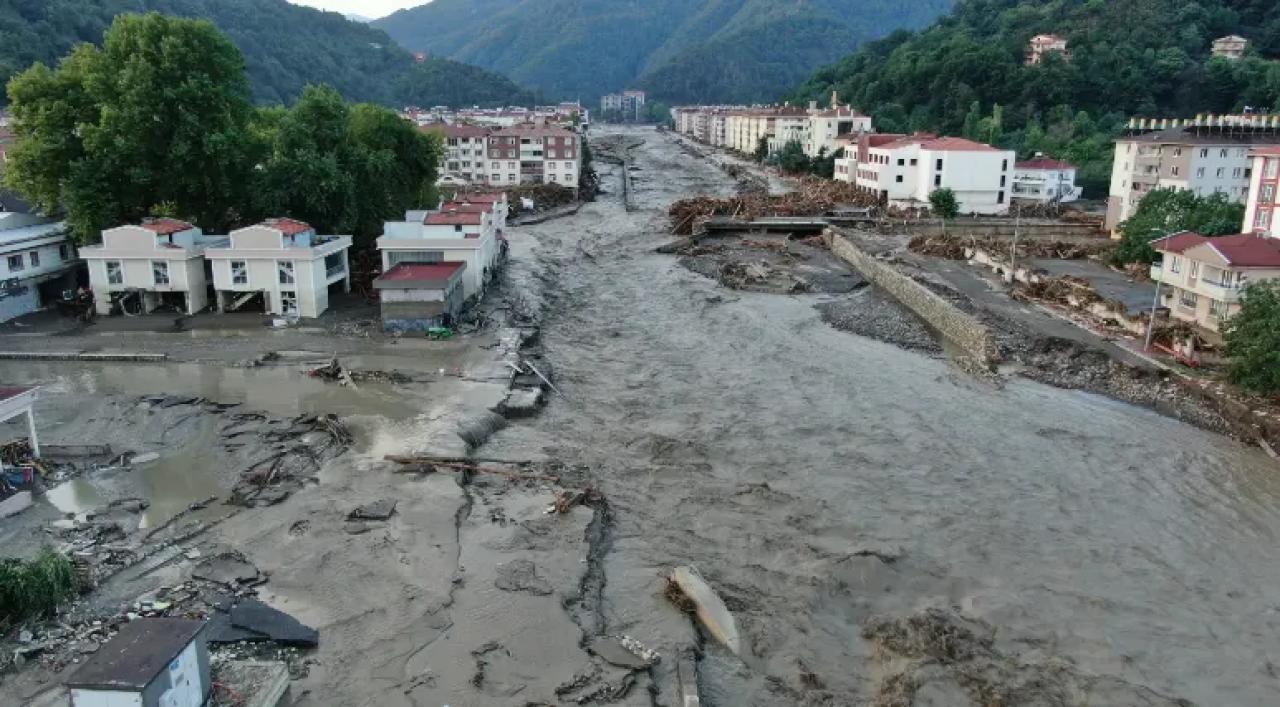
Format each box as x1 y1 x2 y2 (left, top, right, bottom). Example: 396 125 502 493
487 128 1280 705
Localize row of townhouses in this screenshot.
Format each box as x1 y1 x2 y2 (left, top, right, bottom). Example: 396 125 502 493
672 95 872 160
423 123 583 188
403 103 588 131
601 90 646 119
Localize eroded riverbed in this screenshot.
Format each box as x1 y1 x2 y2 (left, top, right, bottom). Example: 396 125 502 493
489 127 1280 705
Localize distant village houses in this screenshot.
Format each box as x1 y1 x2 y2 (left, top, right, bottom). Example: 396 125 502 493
1026 34 1069 65
1211 35 1249 60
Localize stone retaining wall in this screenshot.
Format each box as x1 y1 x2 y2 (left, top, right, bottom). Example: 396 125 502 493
826 228 1000 367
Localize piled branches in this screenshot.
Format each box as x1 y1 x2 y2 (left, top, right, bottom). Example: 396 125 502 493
907 234 1115 261
669 177 880 235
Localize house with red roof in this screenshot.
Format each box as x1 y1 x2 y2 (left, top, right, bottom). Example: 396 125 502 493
851 134 1017 214
1151 230 1280 335
203 218 352 318
372 261 467 332
1012 153 1082 203
378 201 503 301
81 218 223 316
1244 145 1280 238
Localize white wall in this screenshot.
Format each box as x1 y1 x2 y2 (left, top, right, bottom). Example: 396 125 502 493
0 240 74 280
70 689 143 707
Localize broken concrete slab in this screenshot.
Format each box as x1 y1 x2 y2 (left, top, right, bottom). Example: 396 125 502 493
495 387 544 418
0 490 32 518
347 499 397 521
494 558 553 596
227 599 319 648
193 553 261 587
669 566 741 657
588 635 659 670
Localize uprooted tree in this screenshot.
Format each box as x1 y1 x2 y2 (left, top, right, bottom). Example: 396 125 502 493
0 549 77 626
1224 279 1280 395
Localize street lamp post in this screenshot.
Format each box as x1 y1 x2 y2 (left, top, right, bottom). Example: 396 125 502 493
1143 228 1167 351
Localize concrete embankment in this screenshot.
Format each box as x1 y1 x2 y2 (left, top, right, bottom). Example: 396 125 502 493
0 351 167 362
825 227 1000 367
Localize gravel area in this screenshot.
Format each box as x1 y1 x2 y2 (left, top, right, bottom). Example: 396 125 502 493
816 289 942 354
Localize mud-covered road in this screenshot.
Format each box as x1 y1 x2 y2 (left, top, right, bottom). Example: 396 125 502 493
488 127 1280 705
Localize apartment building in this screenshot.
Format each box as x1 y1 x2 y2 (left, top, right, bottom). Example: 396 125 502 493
378 201 503 300
1151 230 1280 336
601 90 645 119
1105 115 1280 234
1026 34 1069 64
81 218 219 316
853 135 1015 214
1212 35 1249 59
806 103 872 158
204 218 352 318
0 213 80 322
485 125 581 188
1012 155 1082 203
431 124 492 184
1243 145 1280 237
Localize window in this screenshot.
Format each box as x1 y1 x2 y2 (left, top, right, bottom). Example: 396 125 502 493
1169 257 1180 273
897 158 905 166
1002 159 1008 171
453 224 463 233
1217 167 1225 178
1209 299 1228 318
231 260 247 285
491 173 500 182
6 254 22 272
1220 149 1229 158
29 251 39 268
152 260 169 285
936 158 944 170
1264 184 1276 203
1258 210 1272 230
1267 158 1280 179
909 158 917 166
508 174 516 182
1200 148 1208 158
1196 167 1205 178
1179 290 1197 308
508 161 517 169
59 244 69 261
1171 166 1179 176
895 175 903 183
1000 175 1006 187
1173 148 1182 157
998 190 1005 204
280 290 298 316
1190 261 1200 278
277 261 295 285
934 175 942 187
106 260 123 285
1233 167 1243 178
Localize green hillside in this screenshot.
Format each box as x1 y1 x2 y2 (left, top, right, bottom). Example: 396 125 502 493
373 0 955 103
0 0 533 107
789 0 1280 194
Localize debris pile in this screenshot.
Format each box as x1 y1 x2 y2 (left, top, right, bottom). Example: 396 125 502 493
907 233 1115 261
228 413 351 507
669 177 879 235
307 356 411 385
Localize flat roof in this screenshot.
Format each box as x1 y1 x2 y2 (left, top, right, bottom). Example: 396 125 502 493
0 221 67 248
374 261 466 290
0 386 35 402
425 212 483 226
66 618 206 692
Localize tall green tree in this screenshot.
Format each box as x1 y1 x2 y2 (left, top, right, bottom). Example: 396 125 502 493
5 13 256 241
929 188 959 218
1113 188 1245 265
1224 280 1280 394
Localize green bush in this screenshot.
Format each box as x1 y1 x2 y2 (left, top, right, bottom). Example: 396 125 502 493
0 549 78 626
1224 280 1280 395
929 188 960 219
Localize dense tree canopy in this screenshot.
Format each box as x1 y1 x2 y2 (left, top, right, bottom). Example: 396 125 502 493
5 14 442 246
1113 188 1245 264
790 0 1280 197
0 0 533 108
1224 280 1280 394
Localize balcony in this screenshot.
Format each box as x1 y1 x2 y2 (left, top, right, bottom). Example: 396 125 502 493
1196 279 1242 303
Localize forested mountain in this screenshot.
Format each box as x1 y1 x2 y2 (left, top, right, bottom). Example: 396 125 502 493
373 0 955 103
789 0 1280 194
0 0 533 107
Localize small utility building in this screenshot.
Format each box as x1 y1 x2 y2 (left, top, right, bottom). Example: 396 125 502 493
373 261 466 332
66 618 210 707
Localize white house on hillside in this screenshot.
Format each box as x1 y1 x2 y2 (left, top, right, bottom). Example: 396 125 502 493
81 218 219 316
1012 155 1083 203
204 218 352 318
0 213 79 322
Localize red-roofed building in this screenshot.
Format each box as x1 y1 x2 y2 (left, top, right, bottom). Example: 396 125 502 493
1244 146 1280 238
420 123 494 184
851 133 1017 214
1027 34 1069 65
138 218 195 236
1152 231 1280 335
205 218 352 318
373 261 467 332
485 124 580 188
378 199 503 300
1012 153 1082 203
82 219 214 315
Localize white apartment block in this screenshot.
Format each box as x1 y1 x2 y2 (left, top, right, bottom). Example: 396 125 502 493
674 101 870 158
378 198 505 300
0 213 79 322
431 124 492 184
81 218 216 316
806 105 872 158
854 136 1015 214
1105 115 1280 234
1244 146 1280 237
1012 156 1082 203
204 218 352 319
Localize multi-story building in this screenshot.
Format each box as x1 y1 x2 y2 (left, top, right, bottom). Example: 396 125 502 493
806 100 872 158
1012 155 1082 203
204 218 352 318
1026 34 1069 64
853 135 1015 214
431 124 492 184
1105 115 1280 235
484 125 581 188
1212 35 1249 60
377 200 504 300
0 213 80 322
81 218 219 316
1244 145 1280 237
1151 230 1280 337
601 91 645 119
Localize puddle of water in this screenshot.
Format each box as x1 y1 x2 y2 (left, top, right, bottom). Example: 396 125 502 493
44 445 223 529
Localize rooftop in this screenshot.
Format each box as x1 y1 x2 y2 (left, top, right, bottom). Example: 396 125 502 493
1251 146 1280 157
440 202 494 214
878 135 1001 152
260 217 312 235
425 211 483 226
1151 230 1208 254
0 219 68 248
1016 157 1077 170
374 261 466 289
0 386 35 403
66 618 206 691
453 192 506 204
1123 126 1280 146
139 218 194 235
1206 234 1280 267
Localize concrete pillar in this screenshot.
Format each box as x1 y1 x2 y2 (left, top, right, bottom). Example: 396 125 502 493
95 294 113 316
26 409 38 458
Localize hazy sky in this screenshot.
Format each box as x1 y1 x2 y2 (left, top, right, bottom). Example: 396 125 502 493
289 0 424 19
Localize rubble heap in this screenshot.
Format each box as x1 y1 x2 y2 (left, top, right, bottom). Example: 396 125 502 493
907 233 1116 261
668 177 880 235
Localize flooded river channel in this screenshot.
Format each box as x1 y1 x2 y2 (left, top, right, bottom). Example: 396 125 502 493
492 128 1280 705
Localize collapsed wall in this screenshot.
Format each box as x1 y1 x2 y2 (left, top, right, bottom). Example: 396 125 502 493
824 228 1000 368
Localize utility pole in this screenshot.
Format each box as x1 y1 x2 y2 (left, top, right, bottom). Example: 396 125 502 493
1009 205 1021 281
1144 229 1167 351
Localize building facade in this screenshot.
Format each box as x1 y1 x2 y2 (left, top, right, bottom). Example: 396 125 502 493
1244 145 1280 237
485 125 581 187
1012 156 1083 203
1151 231 1280 336
806 104 872 158
1105 115 1280 234
0 213 80 322
854 135 1015 214
432 124 492 183
378 201 503 300
374 261 467 332
1026 34 1069 64
1212 35 1249 59
81 219 216 316
204 218 352 318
